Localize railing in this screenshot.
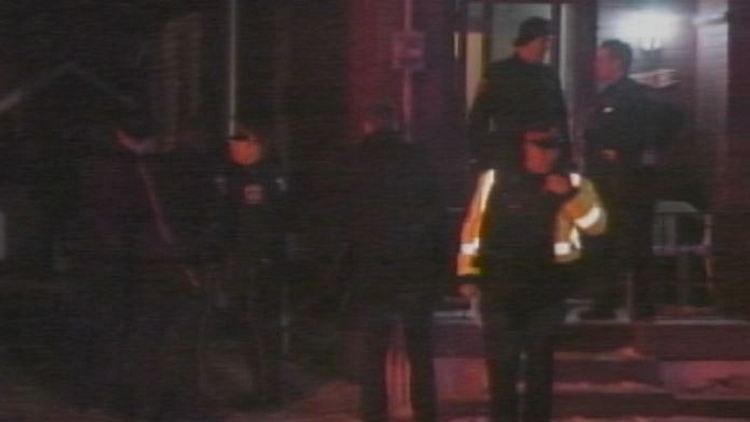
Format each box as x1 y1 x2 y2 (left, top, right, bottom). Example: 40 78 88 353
652 201 714 308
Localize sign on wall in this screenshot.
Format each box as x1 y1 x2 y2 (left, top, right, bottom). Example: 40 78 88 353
392 30 426 71
631 68 678 89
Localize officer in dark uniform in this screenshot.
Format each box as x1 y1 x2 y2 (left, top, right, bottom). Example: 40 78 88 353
218 128 288 406
581 39 662 320
468 17 570 169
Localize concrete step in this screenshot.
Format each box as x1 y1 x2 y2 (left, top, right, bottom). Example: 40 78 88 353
434 317 750 360
436 350 662 389
444 417 749 422
554 383 676 417
635 322 750 360
555 351 662 385
434 321 636 358
442 382 676 418
675 395 750 419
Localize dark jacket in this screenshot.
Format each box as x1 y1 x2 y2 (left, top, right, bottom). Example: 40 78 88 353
584 77 658 176
479 166 561 267
341 130 442 305
468 55 569 167
217 161 287 263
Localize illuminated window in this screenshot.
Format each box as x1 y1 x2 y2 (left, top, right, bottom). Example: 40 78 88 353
615 10 679 51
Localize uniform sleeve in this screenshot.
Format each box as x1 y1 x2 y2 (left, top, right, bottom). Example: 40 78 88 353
560 177 607 236
468 63 512 162
456 170 495 276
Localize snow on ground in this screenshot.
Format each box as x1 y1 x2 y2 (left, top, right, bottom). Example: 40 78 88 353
449 419 748 422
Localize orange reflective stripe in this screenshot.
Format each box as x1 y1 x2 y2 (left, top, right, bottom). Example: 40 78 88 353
457 170 497 276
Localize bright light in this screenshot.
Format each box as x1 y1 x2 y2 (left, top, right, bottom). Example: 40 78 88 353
616 11 679 51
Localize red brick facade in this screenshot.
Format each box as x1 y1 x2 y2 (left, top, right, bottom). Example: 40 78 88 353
711 1 750 315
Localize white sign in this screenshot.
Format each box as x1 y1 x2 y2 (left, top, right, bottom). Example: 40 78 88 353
631 68 678 89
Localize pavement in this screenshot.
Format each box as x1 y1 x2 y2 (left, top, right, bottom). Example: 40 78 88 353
1 374 748 422
0 271 748 421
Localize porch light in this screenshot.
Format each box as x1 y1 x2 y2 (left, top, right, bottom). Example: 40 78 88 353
616 10 679 51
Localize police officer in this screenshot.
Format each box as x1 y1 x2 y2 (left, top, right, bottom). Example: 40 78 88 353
581 39 663 320
468 17 570 169
218 128 288 406
458 120 606 422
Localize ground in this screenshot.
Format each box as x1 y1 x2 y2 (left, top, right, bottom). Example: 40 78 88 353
1 272 749 421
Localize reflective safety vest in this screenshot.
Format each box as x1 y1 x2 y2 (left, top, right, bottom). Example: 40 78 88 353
457 170 607 276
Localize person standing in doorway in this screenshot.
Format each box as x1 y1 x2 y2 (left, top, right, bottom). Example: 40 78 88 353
468 17 570 170
580 39 667 320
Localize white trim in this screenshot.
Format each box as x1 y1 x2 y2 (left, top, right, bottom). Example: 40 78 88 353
461 241 480 255
569 173 582 188
554 242 572 256
570 227 581 249
575 206 602 229
479 170 495 213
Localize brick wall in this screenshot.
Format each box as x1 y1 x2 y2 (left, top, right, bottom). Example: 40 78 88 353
155 13 203 145
711 0 750 316
695 0 728 209
728 1 750 138
347 0 403 138
347 0 458 145
412 0 458 148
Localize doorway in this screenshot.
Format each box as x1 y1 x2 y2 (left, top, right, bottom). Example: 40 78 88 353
455 0 595 163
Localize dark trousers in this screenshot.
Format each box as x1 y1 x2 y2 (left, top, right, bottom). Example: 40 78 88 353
68 265 131 410
586 170 655 313
226 257 284 400
127 266 204 420
358 304 437 422
480 264 568 422
69 262 204 420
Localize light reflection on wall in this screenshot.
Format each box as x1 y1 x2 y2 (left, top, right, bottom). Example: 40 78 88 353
615 10 680 52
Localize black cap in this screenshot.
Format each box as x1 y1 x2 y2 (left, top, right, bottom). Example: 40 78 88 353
514 17 552 47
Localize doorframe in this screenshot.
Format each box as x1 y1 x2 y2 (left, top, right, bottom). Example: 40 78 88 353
453 0 598 163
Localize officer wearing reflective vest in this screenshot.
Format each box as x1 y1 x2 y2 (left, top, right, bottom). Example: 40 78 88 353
457 121 606 422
